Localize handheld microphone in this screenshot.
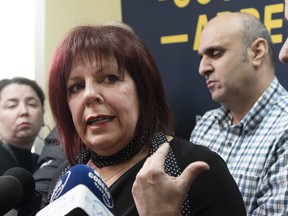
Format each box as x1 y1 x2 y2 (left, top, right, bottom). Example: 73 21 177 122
0 175 23 215
4 167 35 208
36 164 114 216
1 167 42 216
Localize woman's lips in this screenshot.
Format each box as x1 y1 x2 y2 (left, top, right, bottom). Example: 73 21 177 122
86 115 115 125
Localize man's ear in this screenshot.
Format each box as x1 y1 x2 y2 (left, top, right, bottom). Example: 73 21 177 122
250 38 268 67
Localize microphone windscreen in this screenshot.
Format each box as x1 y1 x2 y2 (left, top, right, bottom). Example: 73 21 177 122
0 176 23 215
4 167 35 207
36 164 114 215
51 164 114 210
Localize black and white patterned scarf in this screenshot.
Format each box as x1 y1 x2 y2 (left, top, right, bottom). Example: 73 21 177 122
47 131 191 214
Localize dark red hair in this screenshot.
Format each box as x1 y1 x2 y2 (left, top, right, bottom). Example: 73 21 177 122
48 25 175 164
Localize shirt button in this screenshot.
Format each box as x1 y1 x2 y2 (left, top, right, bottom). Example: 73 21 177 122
227 142 232 147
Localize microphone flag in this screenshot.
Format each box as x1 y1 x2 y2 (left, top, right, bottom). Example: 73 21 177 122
36 164 114 216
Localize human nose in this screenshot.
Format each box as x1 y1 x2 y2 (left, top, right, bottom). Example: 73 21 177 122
83 83 104 104
279 37 288 63
198 57 213 77
19 103 29 117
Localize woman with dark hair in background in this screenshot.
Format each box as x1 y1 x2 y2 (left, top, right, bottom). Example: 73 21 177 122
0 77 45 175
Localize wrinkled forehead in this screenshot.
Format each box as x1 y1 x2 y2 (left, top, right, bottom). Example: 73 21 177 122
200 16 241 43
0 84 39 102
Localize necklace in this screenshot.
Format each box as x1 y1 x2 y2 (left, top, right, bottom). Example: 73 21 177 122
84 134 148 168
87 144 150 183
101 162 132 182
87 159 132 182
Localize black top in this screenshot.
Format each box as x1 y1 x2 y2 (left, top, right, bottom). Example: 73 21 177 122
0 143 39 175
49 137 246 215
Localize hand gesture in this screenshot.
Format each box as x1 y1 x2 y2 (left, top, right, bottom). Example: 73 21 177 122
132 142 210 216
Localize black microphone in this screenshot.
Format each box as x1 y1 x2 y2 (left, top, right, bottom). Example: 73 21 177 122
2 167 42 216
0 175 23 215
4 167 35 208
36 164 114 216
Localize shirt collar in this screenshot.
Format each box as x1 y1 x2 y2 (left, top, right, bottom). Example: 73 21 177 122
214 77 286 135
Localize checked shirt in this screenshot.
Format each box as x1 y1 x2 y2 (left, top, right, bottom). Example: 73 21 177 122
190 78 288 216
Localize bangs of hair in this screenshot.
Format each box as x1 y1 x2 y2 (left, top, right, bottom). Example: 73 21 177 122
66 25 127 78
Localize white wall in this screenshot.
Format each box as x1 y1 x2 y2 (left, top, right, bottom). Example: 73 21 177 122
0 0 36 80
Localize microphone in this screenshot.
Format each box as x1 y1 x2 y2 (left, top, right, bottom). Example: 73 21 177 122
36 164 114 216
2 167 42 216
0 175 23 215
4 167 35 207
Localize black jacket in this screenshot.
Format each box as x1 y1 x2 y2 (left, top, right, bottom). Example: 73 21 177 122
33 128 66 208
